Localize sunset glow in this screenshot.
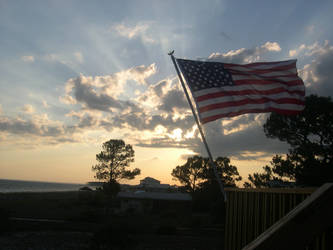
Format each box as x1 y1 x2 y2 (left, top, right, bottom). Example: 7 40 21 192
1 1 333 185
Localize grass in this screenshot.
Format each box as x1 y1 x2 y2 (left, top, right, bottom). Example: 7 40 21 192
0 191 224 249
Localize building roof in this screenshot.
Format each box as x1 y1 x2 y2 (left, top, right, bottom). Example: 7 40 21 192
117 191 192 201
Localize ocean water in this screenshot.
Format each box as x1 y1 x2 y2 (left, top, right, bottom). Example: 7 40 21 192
0 179 87 193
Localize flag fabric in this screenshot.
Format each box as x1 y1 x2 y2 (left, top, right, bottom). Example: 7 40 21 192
176 58 305 124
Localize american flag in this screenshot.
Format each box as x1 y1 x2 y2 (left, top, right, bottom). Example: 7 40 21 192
176 58 305 124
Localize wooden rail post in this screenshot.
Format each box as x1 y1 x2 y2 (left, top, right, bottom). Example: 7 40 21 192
242 183 333 250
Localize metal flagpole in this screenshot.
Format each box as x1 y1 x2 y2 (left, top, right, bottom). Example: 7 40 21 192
168 50 227 202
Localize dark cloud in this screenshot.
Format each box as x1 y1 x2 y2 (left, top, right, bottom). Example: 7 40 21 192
0 117 41 135
108 112 195 132
0 116 67 138
77 114 98 129
195 120 289 159
152 80 167 96
305 49 333 97
135 136 200 150
65 75 143 114
72 77 121 111
158 89 188 112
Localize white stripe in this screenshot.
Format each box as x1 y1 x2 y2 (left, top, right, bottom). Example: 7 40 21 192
197 92 305 108
225 60 296 71
259 69 297 76
199 102 304 119
232 74 300 82
193 84 305 98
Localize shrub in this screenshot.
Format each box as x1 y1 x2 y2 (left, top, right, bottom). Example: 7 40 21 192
0 208 11 234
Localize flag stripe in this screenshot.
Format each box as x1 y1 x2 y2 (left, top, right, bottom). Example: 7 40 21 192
226 64 297 74
194 84 305 99
234 79 303 86
198 90 305 107
223 60 296 69
175 58 305 124
199 102 304 121
232 71 297 78
199 97 304 113
201 108 302 124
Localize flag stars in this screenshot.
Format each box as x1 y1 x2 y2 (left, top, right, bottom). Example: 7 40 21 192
177 59 234 91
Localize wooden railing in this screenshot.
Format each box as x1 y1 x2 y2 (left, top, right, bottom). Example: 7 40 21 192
224 185 333 250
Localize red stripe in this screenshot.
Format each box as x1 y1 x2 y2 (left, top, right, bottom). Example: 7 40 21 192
196 88 305 102
201 108 302 124
223 60 295 69
230 72 298 78
226 63 297 74
234 79 304 86
199 98 305 113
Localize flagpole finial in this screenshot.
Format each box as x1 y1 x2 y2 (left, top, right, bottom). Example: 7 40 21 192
168 50 175 56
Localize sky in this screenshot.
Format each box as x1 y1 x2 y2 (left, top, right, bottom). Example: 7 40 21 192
1 0 333 185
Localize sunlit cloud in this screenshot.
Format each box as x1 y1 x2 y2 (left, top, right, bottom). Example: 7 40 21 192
208 41 281 63
5 40 332 163
42 100 49 108
61 63 156 112
168 128 183 141
111 22 156 44
22 104 35 114
296 40 333 96
184 125 197 139
21 55 35 62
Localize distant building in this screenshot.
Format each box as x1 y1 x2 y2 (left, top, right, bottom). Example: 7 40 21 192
139 177 171 192
140 177 160 185
116 176 190 214
121 176 175 193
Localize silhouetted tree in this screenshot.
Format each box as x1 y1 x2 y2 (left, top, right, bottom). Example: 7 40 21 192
171 156 242 192
203 156 242 187
92 139 140 195
244 155 295 188
171 156 205 192
245 95 333 187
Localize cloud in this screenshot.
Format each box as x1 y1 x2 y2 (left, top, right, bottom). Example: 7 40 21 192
125 63 156 85
21 55 35 62
73 52 84 63
56 42 291 161
22 104 35 114
194 116 289 160
208 41 281 63
61 64 156 112
71 75 123 111
158 89 188 112
297 41 333 96
43 51 85 69
11 41 327 160
42 100 49 108
0 114 65 137
289 41 332 58
111 22 156 44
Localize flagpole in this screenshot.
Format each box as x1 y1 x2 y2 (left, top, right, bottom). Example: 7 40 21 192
168 50 227 202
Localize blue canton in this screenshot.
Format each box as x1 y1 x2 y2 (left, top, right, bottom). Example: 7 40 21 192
176 59 234 91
